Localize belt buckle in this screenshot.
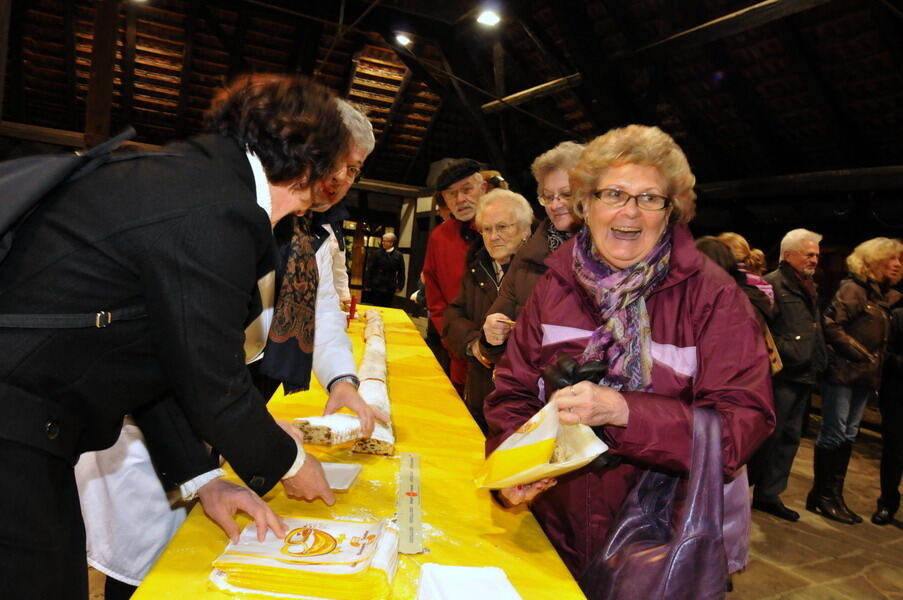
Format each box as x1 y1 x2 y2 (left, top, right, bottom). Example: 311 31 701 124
95 311 112 328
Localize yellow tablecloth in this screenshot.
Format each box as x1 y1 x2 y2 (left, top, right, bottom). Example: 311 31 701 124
134 307 585 600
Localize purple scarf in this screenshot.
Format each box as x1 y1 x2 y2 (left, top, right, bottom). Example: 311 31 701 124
572 227 672 392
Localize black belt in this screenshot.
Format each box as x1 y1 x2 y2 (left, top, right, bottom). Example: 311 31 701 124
0 304 146 328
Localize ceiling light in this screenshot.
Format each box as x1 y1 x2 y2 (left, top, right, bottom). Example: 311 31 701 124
477 10 500 26
395 33 412 47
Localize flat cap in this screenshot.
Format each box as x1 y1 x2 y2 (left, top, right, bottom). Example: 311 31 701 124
435 158 483 192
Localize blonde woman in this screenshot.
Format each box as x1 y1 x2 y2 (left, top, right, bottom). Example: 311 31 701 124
718 232 773 306
810 238 903 524
485 125 773 594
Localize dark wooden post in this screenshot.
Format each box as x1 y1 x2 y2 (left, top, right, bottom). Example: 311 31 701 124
84 0 122 147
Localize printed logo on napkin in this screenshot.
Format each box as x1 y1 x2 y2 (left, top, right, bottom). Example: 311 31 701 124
214 517 397 575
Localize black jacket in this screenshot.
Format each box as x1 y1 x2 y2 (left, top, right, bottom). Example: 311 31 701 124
765 262 827 385
365 247 405 293
0 134 295 495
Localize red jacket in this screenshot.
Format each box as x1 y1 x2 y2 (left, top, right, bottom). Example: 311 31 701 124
484 225 775 577
423 217 475 385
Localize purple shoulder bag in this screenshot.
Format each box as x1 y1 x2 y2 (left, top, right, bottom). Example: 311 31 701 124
578 407 730 600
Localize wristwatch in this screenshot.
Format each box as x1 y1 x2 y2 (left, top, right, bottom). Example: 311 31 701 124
327 374 361 392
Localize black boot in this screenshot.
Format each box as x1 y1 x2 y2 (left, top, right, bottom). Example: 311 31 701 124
806 445 857 524
835 442 862 523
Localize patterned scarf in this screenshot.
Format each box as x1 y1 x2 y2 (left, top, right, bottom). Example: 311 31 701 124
572 227 672 392
269 214 318 353
546 221 571 253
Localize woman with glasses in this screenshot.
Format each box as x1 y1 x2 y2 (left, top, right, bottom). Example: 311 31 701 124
485 125 774 596
480 142 584 361
443 189 533 433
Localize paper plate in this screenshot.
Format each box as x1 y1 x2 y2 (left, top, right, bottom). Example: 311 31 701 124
322 462 363 491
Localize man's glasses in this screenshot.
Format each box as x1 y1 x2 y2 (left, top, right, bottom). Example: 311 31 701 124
537 190 572 207
592 188 670 211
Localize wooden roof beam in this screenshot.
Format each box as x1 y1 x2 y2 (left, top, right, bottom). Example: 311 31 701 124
119 0 139 128
544 2 636 133
84 0 121 147
698 165 903 198
615 0 835 70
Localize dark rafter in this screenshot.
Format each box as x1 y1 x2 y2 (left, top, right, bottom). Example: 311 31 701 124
64 0 78 130
674 0 793 175
615 0 834 71
871 0 903 76
544 1 636 133
5 0 24 122
698 165 903 198
176 2 197 138
197 4 247 79
365 69 412 171
0 0 8 120
480 73 581 114
433 34 508 173
119 1 139 129
288 8 325 76
84 0 120 147
781 15 864 167
602 0 730 178
402 100 443 184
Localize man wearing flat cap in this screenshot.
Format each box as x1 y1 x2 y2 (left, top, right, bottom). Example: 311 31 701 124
422 159 488 394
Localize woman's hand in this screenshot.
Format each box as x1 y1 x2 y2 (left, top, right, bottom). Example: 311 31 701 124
482 312 515 346
553 380 629 428
498 478 557 507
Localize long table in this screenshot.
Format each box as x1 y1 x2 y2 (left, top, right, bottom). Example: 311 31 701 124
133 307 585 599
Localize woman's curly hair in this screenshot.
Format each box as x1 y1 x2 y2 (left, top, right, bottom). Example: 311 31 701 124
205 74 349 185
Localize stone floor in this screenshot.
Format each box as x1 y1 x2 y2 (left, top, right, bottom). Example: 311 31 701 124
732 422 903 600
87 416 901 600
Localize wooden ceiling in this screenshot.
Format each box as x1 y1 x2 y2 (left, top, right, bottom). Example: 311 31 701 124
3 0 903 238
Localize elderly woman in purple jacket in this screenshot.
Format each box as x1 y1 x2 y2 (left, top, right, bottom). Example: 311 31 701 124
484 125 775 592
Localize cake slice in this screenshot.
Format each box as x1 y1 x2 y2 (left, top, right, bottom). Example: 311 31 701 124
292 414 362 446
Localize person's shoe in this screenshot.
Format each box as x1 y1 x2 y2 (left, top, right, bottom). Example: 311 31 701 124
753 499 800 521
871 506 895 525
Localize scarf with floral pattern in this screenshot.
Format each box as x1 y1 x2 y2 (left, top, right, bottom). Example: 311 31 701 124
572 227 672 392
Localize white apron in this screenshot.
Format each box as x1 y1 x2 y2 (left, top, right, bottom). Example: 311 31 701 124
75 419 188 585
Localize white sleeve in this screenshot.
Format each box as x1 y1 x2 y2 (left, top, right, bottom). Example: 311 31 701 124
312 224 357 388
331 235 352 304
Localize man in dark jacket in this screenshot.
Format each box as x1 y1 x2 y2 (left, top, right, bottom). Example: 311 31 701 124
0 74 341 599
750 228 827 521
364 233 406 307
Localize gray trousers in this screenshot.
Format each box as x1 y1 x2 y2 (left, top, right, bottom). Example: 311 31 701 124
751 379 810 502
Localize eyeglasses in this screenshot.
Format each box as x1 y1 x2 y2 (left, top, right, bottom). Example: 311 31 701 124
346 165 362 182
480 222 516 236
537 190 572 206
592 188 670 211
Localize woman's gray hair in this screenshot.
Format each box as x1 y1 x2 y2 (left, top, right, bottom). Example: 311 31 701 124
475 189 534 232
336 99 375 155
531 141 585 195
780 228 823 257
